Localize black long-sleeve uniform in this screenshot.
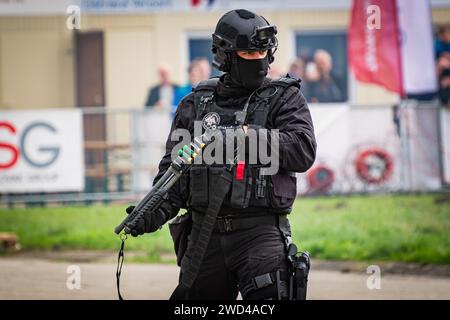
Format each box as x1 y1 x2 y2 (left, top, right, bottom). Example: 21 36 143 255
153 76 317 212
154 75 317 300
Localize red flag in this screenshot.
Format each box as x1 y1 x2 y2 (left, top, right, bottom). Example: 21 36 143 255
348 0 404 96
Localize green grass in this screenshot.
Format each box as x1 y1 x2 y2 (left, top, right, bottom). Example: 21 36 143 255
293 194 450 264
0 194 449 264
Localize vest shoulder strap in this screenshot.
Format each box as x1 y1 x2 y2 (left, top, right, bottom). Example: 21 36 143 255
250 76 300 127
269 76 301 89
195 77 220 91
192 76 300 125
193 78 219 120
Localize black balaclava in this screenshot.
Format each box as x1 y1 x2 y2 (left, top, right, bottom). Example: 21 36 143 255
229 52 269 91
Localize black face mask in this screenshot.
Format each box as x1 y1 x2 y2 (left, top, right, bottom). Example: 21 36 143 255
229 53 269 90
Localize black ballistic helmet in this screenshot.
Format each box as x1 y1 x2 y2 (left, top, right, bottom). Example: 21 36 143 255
212 9 278 71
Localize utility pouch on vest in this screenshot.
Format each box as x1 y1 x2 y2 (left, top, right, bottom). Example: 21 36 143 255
269 173 297 210
168 211 193 267
229 165 252 208
189 166 209 206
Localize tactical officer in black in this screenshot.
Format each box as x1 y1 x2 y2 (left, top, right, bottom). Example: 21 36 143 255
127 9 316 300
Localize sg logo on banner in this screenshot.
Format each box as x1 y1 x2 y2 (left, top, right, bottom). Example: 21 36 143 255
0 110 84 193
0 121 60 170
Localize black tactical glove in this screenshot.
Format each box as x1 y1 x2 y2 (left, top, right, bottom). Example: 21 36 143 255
125 200 178 237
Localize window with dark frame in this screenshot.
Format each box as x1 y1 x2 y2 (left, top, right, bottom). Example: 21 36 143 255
188 38 222 77
295 32 348 103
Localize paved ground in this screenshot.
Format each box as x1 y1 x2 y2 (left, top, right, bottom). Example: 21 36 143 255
1 257 450 299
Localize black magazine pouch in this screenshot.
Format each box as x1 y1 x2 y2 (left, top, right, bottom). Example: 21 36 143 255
269 173 297 210
249 167 269 207
168 211 193 267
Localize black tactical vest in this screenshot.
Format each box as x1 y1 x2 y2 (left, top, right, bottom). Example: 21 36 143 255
188 76 300 215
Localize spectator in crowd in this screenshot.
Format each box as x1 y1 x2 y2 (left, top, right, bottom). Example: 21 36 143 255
173 57 212 107
438 68 450 109
435 25 450 59
288 57 308 96
311 49 344 102
304 62 320 102
288 57 306 81
197 58 212 83
305 62 320 81
437 54 450 77
145 64 179 108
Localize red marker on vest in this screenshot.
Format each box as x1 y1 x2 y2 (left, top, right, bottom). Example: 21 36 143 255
235 161 245 180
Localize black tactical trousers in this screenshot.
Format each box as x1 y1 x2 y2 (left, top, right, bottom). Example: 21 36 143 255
174 219 290 300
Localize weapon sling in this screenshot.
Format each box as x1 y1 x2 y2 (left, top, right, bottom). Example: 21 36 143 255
114 130 214 300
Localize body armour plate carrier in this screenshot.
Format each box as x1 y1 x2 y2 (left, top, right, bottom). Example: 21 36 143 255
188 76 300 215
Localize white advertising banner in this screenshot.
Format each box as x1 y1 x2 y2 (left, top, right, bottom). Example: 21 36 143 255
132 105 443 196
0 0 75 16
397 0 437 95
0 0 353 15
133 108 172 193
0 0 448 15
0 109 85 192
299 104 442 194
0 0 448 16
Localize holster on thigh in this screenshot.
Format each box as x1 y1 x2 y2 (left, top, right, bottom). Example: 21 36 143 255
240 269 289 300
